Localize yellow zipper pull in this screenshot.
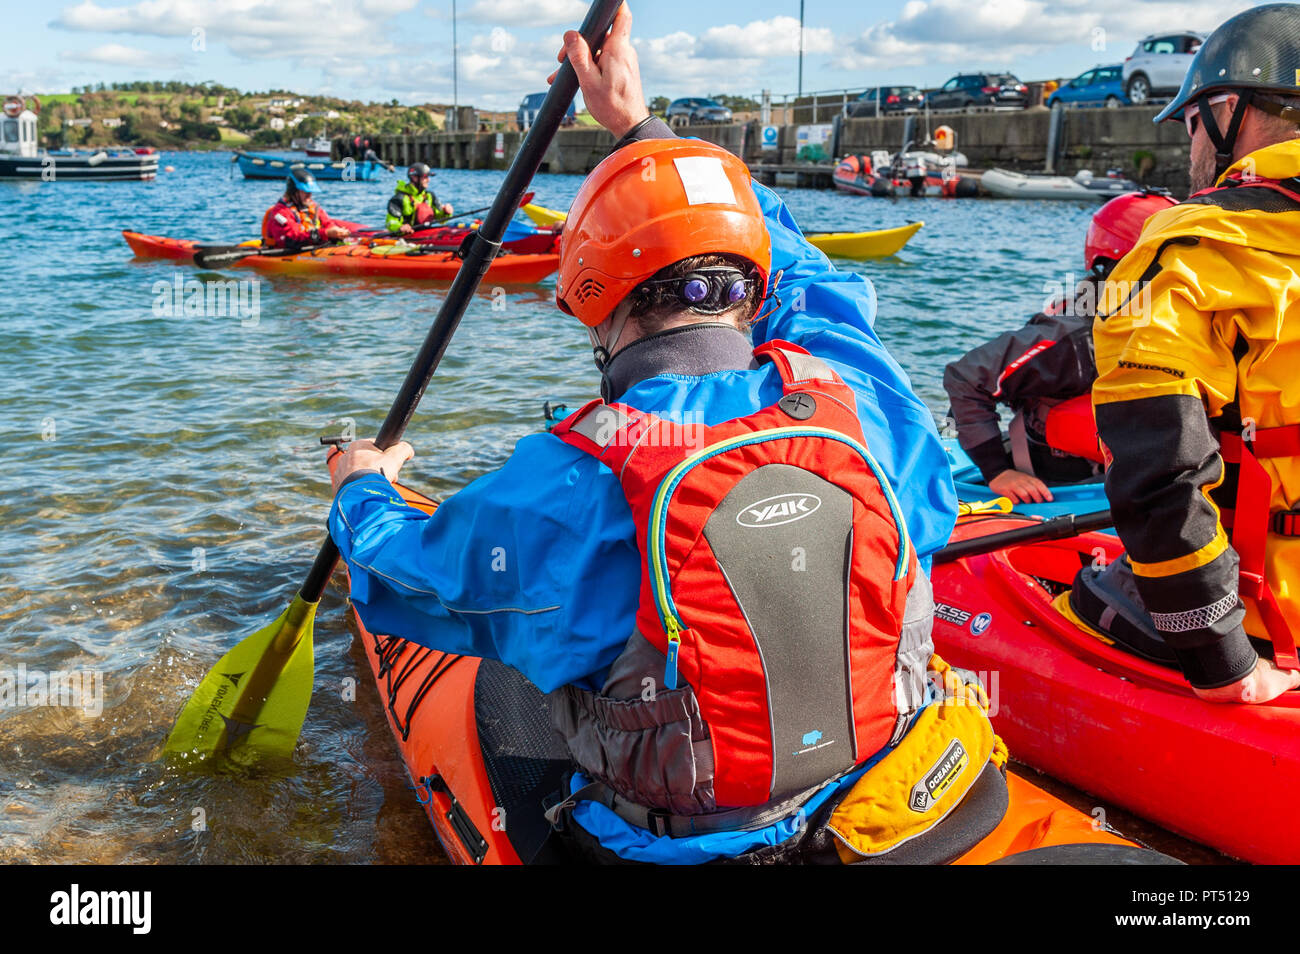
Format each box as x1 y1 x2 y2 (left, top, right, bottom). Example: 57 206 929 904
664 617 682 691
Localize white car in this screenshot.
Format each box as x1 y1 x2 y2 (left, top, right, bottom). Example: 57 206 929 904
1122 32 1205 105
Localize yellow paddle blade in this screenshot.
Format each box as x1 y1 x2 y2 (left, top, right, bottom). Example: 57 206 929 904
163 594 317 767
522 202 567 227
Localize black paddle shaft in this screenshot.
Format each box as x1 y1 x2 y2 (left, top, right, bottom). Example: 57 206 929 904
932 509 1114 565
299 0 623 604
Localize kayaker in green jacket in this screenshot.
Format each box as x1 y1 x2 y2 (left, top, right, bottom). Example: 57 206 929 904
386 163 453 234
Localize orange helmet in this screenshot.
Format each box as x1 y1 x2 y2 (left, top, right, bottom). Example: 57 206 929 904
1084 191 1176 273
557 138 771 327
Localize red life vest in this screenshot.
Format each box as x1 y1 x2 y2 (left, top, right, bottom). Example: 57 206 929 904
1044 393 1103 463
551 341 920 808
261 199 324 247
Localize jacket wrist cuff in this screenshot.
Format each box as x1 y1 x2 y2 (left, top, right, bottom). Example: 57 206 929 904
610 116 675 154
966 437 1015 483
335 469 384 494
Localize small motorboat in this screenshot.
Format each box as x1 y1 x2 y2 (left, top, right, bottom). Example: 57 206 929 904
980 167 1141 200
833 148 978 198
0 96 159 182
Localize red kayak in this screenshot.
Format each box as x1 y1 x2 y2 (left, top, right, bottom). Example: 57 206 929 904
326 451 1171 866
123 230 559 284
930 513 1300 864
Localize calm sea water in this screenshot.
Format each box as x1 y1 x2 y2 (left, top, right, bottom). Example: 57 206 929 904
0 151 1213 864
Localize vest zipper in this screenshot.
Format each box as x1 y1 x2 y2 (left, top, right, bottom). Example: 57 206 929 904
646 426 910 691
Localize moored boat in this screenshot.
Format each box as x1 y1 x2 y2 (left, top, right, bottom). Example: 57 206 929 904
980 167 1141 200
233 149 385 182
833 151 979 198
1 96 159 182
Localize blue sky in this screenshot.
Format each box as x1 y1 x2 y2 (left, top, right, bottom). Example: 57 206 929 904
2 0 1259 110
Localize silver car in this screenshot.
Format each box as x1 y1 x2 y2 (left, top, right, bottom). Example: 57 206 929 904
1122 32 1205 105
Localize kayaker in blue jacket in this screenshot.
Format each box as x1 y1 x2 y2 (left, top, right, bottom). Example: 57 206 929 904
327 3 957 863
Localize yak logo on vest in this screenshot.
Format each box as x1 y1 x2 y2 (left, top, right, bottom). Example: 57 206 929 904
737 493 823 528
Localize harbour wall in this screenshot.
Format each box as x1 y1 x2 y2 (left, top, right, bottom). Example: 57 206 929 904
340 106 1191 193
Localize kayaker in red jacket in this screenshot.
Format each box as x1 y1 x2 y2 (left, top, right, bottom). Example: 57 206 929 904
942 191 1174 504
261 168 352 249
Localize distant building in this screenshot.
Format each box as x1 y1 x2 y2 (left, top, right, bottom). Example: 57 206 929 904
64 118 92 127
269 97 304 109
101 117 123 128
268 117 286 131
308 109 340 119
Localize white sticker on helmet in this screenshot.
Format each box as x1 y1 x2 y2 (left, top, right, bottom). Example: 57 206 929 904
673 156 737 206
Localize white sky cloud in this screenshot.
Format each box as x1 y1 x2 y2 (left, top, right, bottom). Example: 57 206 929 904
63 42 182 67
462 0 586 27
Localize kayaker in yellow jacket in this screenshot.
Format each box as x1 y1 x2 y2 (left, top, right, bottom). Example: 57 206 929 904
1080 4 1300 704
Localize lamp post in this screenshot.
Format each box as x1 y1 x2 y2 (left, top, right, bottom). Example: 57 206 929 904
452 0 459 130
797 0 804 97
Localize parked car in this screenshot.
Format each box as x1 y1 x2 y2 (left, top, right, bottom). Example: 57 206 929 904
927 73 1029 111
1122 32 1204 105
848 86 925 117
516 92 576 131
1048 65 1128 108
665 97 733 126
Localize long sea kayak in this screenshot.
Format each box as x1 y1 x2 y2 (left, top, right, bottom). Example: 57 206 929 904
930 513 1300 864
123 230 560 284
522 202 922 260
327 451 1171 866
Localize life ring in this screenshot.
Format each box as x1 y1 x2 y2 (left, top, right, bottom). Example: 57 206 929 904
3 96 23 118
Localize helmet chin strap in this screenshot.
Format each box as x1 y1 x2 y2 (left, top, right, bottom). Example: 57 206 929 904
1198 89 1254 182
590 300 636 401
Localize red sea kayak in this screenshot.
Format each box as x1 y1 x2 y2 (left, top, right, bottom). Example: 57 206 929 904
326 451 1170 866
930 513 1300 864
122 230 559 284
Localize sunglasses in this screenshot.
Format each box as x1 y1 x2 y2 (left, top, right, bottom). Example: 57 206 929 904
1184 93 1234 138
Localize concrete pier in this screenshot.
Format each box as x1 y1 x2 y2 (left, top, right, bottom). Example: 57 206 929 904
338 106 1191 193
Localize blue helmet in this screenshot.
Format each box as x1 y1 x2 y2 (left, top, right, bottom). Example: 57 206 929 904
286 166 319 195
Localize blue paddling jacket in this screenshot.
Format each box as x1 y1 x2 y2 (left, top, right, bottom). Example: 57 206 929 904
328 177 958 861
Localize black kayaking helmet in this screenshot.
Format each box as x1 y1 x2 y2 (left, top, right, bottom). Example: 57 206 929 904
285 166 320 198
409 162 433 182
1155 3 1300 179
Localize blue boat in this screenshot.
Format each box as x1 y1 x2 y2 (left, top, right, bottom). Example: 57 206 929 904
233 150 386 182
944 438 1110 524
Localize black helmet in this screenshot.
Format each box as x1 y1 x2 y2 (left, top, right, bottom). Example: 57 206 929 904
408 162 432 181
285 165 319 196
1155 4 1300 179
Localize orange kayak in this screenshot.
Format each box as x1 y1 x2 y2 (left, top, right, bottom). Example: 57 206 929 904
327 451 1170 865
122 230 560 284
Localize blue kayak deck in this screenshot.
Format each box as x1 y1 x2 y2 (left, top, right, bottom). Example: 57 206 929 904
944 438 1111 524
